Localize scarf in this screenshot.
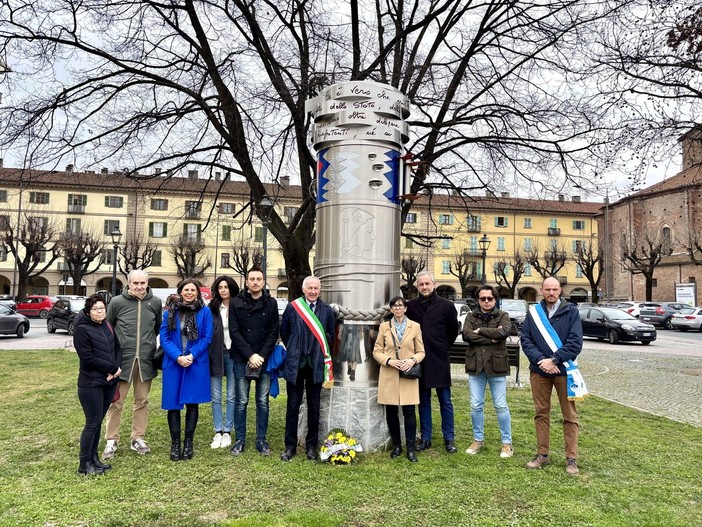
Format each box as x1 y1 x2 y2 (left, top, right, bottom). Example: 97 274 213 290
167 298 203 341
528 303 589 401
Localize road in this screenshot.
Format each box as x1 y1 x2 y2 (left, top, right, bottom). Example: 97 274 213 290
3 318 702 427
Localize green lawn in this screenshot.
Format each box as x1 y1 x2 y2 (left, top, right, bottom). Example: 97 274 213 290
1 349 700 527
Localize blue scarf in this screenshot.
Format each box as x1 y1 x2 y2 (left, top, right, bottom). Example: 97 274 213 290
529 304 589 401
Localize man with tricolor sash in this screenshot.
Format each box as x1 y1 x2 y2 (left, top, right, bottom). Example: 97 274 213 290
279 276 336 462
521 276 586 476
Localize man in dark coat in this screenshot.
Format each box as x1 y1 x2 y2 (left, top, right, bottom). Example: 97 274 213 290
406 271 460 453
279 276 336 462
228 267 279 457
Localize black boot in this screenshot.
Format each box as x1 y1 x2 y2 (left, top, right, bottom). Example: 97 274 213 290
77 459 105 476
92 454 112 471
167 410 182 461
182 405 198 460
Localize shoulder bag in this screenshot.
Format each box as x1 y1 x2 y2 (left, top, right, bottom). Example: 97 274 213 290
391 330 422 379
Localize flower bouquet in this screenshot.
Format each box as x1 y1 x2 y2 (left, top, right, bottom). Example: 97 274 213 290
319 428 363 465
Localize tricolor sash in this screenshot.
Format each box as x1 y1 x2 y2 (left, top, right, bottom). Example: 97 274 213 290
291 298 334 388
528 304 589 401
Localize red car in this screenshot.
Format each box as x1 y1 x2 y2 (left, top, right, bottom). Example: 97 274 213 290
15 295 58 319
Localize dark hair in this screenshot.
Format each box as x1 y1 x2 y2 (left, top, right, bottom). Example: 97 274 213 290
177 278 203 302
83 294 106 315
210 275 240 312
246 266 265 279
476 285 499 301
389 295 408 308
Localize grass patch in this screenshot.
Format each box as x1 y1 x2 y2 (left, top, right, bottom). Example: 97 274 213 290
1 349 701 526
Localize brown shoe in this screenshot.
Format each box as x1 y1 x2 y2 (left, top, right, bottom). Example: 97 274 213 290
565 458 580 475
465 441 483 455
500 444 514 458
525 454 550 469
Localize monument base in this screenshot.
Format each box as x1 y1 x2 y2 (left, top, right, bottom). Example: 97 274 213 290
297 385 390 452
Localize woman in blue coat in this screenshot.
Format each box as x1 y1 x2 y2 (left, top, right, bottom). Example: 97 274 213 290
160 279 213 461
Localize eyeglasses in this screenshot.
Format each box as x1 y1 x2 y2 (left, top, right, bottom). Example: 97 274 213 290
91 307 106 312
391 304 406 309
478 297 495 302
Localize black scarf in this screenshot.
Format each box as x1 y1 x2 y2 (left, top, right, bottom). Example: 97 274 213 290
167 298 203 341
419 291 437 312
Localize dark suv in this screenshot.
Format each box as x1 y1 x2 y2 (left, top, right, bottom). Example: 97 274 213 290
47 297 86 335
639 302 686 330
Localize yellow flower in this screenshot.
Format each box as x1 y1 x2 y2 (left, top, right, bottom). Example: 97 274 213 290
348 439 356 446
349 450 357 458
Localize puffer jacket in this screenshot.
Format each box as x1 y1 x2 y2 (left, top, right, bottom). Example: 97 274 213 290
462 308 511 376
74 311 122 388
106 288 162 382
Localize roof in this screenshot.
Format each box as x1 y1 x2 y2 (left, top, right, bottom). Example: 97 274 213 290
0 166 602 215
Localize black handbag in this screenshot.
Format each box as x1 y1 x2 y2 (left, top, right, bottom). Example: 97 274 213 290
153 346 164 370
391 331 422 379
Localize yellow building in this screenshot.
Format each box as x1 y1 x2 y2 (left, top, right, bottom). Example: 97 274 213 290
0 165 601 302
401 193 601 301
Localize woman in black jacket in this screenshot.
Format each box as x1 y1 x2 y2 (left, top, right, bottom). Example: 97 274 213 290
74 294 122 475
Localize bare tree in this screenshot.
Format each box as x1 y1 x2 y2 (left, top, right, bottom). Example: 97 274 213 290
585 0 702 186
494 251 527 299
0 0 633 297
572 241 604 303
525 245 569 280
620 231 663 301
449 250 478 298
226 240 263 285
170 236 212 280
118 233 158 279
0 214 60 299
57 230 106 295
401 252 426 297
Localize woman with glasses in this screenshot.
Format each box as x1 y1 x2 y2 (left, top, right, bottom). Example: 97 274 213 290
372 296 425 462
74 294 122 475
462 285 513 458
160 279 213 461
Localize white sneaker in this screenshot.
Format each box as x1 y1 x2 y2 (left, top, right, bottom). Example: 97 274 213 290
220 432 232 448
103 439 117 460
130 438 151 455
210 433 223 449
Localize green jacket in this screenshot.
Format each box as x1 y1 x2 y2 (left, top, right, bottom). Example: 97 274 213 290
106 288 163 383
462 308 511 376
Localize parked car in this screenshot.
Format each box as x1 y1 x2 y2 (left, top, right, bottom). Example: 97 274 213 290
275 297 289 321
0 295 16 310
639 302 686 330
15 295 58 319
47 297 86 335
670 306 702 331
0 303 30 338
579 306 656 345
499 298 528 335
616 301 658 318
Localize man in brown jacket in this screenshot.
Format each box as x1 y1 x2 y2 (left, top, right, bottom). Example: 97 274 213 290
462 285 513 458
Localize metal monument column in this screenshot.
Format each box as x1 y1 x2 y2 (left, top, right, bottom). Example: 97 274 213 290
306 81 411 451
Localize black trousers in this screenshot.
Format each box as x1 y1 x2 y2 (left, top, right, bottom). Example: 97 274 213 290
77 384 117 462
386 404 417 450
284 364 322 451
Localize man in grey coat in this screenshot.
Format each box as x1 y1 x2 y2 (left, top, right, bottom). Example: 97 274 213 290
103 270 162 459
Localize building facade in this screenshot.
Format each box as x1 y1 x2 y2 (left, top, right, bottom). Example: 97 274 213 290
600 127 702 304
0 164 601 302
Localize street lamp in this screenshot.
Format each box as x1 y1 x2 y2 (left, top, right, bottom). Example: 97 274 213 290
258 195 273 287
110 227 122 298
479 233 491 285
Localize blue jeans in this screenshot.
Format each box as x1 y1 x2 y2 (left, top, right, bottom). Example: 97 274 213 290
418 386 455 441
233 361 270 443
468 372 512 444
210 354 235 433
